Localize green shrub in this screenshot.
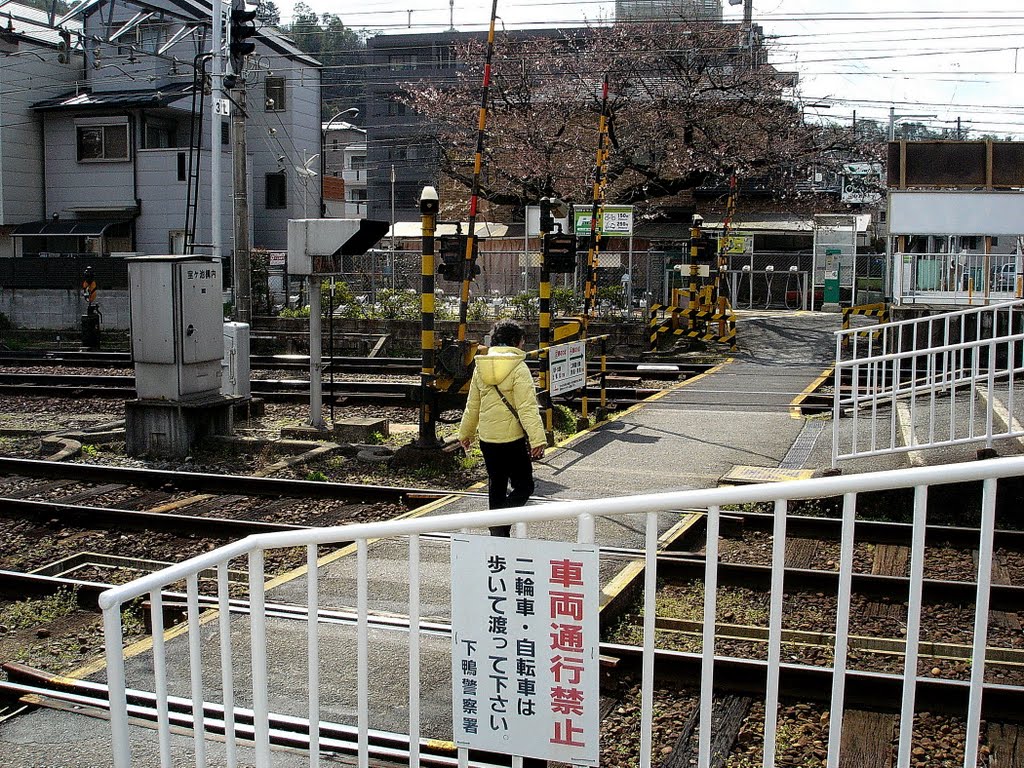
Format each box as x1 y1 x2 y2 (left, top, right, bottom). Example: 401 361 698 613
551 287 581 315
371 289 420 320
305 470 328 482
0 313 13 331
279 305 311 319
551 404 577 435
1 588 79 629
509 291 539 320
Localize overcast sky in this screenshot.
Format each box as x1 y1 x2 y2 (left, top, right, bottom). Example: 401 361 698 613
287 1 1024 137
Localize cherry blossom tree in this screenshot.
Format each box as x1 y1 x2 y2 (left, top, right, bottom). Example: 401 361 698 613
401 22 875 218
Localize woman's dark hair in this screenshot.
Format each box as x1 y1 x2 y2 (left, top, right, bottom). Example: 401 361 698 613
490 318 525 347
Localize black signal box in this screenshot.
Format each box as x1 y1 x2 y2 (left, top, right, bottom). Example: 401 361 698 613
437 234 480 282
544 233 578 273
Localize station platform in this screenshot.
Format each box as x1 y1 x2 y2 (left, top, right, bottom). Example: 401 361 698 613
2 309 1019 767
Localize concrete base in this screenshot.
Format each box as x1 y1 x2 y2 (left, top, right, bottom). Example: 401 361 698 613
332 417 389 443
232 397 265 421
125 395 244 459
821 302 842 313
281 424 333 441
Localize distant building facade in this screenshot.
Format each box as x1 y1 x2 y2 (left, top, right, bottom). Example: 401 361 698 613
615 0 723 22
0 0 321 329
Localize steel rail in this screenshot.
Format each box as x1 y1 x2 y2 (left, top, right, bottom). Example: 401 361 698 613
10 566 1021 682
666 508 1024 550
0 350 705 379
0 457 458 504
0 374 662 404
0 496 313 537
604 643 1024 719
647 556 1024 611
0 670 477 768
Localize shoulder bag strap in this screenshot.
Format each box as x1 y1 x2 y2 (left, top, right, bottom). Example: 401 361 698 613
493 385 525 432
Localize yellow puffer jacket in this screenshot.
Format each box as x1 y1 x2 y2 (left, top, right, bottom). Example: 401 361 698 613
458 346 547 448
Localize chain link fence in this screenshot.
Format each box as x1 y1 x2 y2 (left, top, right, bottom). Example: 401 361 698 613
262 245 887 320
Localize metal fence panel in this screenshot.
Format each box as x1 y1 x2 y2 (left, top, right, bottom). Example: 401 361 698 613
99 457 1024 768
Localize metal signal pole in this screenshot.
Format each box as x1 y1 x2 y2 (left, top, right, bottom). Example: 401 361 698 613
231 81 251 324
584 75 611 323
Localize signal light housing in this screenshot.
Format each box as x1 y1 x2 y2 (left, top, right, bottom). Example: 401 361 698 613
228 4 258 77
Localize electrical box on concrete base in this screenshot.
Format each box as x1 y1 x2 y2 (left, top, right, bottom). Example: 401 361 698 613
128 255 225 401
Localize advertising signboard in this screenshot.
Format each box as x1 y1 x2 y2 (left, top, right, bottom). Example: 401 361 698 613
573 206 633 237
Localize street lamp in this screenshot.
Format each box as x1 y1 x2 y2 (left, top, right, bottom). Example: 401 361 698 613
888 106 937 141
320 108 360 217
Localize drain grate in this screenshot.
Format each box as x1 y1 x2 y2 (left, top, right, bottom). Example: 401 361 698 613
779 419 825 470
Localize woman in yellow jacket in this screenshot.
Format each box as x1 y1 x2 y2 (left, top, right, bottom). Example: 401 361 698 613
459 319 547 536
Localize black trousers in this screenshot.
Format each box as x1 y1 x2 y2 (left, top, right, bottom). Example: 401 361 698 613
479 437 534 537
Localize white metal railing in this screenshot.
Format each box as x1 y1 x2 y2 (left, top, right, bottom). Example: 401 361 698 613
892 251 1021 306
833 300 1024 466
99 458 1024 768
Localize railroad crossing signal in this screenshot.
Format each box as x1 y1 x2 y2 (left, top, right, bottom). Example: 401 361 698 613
437 234 480 282
81 267 97 304
543 233 578 273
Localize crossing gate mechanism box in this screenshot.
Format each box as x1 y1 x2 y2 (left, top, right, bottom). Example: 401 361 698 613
128 255 224 401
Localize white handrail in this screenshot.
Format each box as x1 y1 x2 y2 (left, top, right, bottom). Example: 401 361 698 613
833 300 1024 465
101 456 1024 768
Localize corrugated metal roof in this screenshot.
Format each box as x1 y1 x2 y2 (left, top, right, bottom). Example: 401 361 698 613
33 82 194 111
0 2 82 47
11 218 129 237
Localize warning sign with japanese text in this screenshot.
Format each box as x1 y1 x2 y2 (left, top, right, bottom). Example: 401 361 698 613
450 535 600 765
549 340 586 397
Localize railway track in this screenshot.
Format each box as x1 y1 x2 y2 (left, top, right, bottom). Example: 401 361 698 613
0 372 665 408
0 350 702 379
0 458 469 596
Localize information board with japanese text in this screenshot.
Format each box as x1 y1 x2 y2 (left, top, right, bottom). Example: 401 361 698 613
573 205 633 237
549 340 586 397
450 536 600 765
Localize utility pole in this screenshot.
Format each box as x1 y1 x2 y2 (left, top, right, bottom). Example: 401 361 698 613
226 0 256 319
232 82 251 324
210 0 223 261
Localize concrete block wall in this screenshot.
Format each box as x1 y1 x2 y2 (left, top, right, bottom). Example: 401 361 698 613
0 289 130 330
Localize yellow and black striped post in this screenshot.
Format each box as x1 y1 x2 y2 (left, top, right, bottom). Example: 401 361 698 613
417 202 440 448
841 302 890 349
456 0 500 342
648 304 662 350
583 75 610 323
581 75 611 420
538 198 555 444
